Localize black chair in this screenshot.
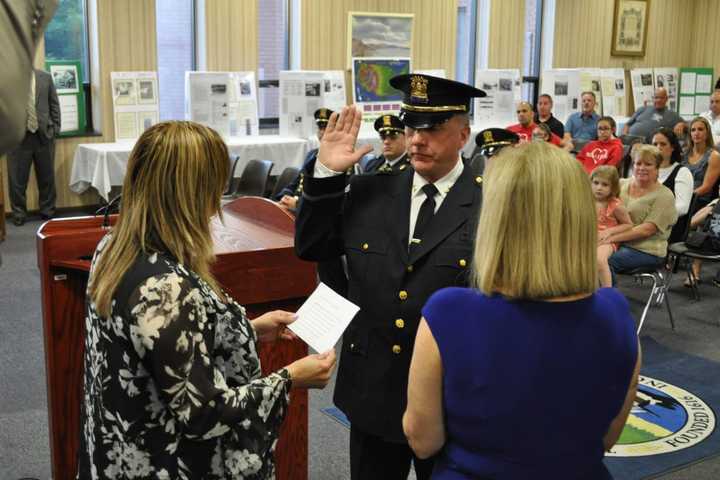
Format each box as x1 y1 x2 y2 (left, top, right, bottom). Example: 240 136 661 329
620 144 633 178
223 155 241 196
666 244 720 306
620 134 645 146
270 166 300 199
223 159 274 200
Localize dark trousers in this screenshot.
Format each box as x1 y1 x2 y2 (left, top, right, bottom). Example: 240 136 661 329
7 131 56 220
350 425 435 480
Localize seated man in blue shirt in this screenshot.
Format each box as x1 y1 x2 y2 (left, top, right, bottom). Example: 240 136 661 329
563 91 599 151
623 87 684 142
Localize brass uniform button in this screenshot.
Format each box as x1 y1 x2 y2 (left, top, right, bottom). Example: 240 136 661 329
398 290 408 301
395 319 405 329
392 345 402 354
458 259 467 267
406 264 413 273
475 176 483 184
362 243 369 250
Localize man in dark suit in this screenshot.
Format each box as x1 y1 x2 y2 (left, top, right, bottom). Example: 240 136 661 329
7 68 60 225
362 114 410 174
295 74 486 480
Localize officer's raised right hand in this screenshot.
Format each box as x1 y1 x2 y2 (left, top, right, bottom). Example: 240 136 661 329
317 105 373 173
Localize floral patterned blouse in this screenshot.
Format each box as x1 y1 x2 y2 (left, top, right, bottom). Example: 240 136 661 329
77 235 291 479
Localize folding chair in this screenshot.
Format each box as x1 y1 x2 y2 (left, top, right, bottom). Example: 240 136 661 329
223 155 241 196
222 159 274 203
620 267 675 333
270 166 301 199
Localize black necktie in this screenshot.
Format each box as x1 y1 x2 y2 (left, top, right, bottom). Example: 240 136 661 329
411 183 438 252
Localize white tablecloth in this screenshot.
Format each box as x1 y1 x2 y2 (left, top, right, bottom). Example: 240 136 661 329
70 136 310 201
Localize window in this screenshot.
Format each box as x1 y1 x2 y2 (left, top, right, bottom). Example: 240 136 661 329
257 0 289 132
156 0 196 121
522 0 543 102
44 0 91 82
455 0 477 86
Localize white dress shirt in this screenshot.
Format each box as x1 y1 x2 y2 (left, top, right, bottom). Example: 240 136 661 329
658 163 694 216
700 110 720 146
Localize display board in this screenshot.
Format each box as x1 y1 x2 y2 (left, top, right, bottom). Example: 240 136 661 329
185 71 259 137
678 67 715 120
474 69 522 125
351 57 410 133
110 71 159 140
279 70 346 138
600 68 628 118
540 69 583 122
46 60 86 136
630 68 655 111
654 68 679 112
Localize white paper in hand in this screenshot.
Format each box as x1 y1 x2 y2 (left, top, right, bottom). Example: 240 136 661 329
288 282 360 353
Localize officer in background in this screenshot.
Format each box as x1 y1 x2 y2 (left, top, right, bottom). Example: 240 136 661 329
275 107 333 210
295 74 486 480
465 127 520 175
362 114 410 174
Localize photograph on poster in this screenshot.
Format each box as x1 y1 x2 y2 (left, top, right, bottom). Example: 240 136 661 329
615 79 625 90
591 80 600 92
348 12 413 64
50 64 79 94
641 73 652 86
113 80 137 105
499 78 512 91
305 82 321 97
353 58 410 103
239 81 252 96
211 84 227 94
555 82 568 96
138 79 156 103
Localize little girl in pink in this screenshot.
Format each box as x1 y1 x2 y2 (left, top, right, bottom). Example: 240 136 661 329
592 166 633 287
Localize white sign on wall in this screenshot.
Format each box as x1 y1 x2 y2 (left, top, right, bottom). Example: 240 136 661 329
111 71 159 141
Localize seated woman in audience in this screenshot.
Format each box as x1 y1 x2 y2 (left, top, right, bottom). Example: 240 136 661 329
592 166 633 288
652 127 694 243
688 185 720 287
682 117 720 211
403 142 640 479
605 145 677 278
577 116 624 174
79 121 336 479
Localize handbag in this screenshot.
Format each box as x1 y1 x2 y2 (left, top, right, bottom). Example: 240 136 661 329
686 231 711 250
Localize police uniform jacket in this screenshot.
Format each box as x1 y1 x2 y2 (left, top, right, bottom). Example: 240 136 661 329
295 159 482 442
273 148 318 200
363 152 411 174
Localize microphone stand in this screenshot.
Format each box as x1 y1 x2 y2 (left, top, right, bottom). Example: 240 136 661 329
95 194 122 229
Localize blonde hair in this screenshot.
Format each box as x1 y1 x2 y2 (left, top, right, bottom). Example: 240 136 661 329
632 144 662 168
89 121 230 317
590 165 620 199
472 142 597 299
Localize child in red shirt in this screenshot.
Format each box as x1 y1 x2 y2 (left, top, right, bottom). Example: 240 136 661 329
577 116 624 174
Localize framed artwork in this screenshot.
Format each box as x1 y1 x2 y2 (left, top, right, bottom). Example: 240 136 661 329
347 12 414 67
611 0 650 57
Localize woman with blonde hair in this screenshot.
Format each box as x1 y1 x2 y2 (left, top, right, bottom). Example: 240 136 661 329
606 145 677 279
79 121 336 479
403 142 639 479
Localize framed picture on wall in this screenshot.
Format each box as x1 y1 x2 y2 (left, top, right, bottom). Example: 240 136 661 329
611 0 650 57
347 12 414 68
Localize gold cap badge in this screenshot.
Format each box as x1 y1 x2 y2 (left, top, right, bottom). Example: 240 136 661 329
410 76 429 103
483 130 494 144
383 115 391 126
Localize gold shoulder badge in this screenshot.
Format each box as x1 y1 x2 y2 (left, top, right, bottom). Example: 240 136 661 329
410 76 429 103
483 130 494 144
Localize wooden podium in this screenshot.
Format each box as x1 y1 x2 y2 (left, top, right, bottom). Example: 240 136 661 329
36 197 316 479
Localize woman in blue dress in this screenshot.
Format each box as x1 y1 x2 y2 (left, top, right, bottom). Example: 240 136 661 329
403 141 640 479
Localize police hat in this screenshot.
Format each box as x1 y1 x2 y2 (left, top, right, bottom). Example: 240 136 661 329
314 108 333 127
389 74 486 129
475 128 520 157
373 114 404 135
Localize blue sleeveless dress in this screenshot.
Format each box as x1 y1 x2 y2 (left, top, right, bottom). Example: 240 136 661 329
422 287 637 479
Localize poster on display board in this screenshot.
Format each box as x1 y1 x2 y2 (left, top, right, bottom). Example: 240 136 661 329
185 71 259 137
46 60 86 136
279 70 346 138
579 68 603 114
352 57 410 134
540 69 582 123
474 69 521 125
110 71 159 141
653 68 679 112
630 68 655 111
600 68 628 118
678 67 714 120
